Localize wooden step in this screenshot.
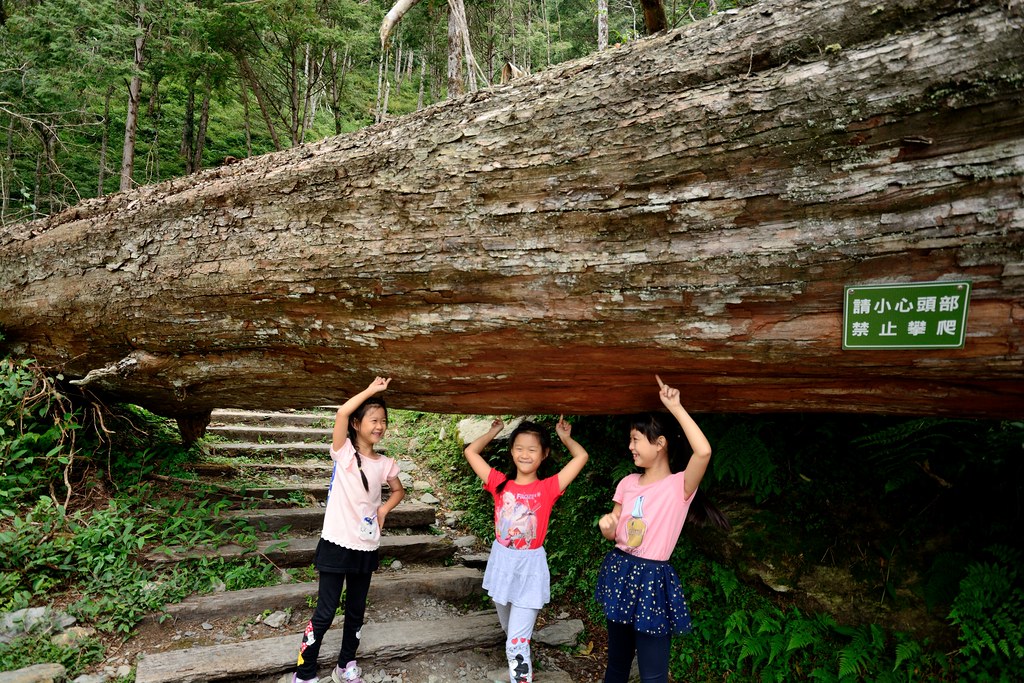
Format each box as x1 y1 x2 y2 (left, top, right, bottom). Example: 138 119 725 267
146 534 455 567
220 502 436 533
134 612 504 683
207 425 333 444
155 566 484 623
211 409 332 428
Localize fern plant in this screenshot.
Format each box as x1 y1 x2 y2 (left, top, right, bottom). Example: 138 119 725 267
948 545 1024 680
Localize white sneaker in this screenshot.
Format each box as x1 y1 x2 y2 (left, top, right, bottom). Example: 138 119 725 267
332 661 364 683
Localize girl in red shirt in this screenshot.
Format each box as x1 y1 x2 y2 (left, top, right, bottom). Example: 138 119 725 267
465 417 590 683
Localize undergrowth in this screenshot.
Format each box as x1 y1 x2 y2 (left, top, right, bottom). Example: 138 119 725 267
2 354 1022 680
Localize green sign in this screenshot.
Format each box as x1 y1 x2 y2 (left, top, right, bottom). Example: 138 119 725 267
843 281 971 349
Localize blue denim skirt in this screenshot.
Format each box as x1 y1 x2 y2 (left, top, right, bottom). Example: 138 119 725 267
594 548 692 636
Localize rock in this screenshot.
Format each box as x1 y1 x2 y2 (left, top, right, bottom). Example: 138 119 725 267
390 560 403 570
397 459 418 472
115 667 131 679
201 622 214 631
71 675 107 683
50 626 97 647
453 535 477 548
262 611 289 628
0 607 77 643
456 418 527 446
535 619 584 647
412 480 432 492
0 663 66 683
398 472 414 488
418 493 440 505
444 511 467 526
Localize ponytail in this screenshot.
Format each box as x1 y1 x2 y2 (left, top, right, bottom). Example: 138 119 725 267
686 489 731 531
347 396 388 493
631 413 731 532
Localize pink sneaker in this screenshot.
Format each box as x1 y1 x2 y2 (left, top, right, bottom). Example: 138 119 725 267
332 661 364 683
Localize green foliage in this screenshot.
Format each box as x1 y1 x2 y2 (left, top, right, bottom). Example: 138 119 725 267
706 421 781 502
0 634 105 679
0 357 76 514
948 546 1024 679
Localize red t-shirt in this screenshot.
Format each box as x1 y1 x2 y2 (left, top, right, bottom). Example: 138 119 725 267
484 469 563 550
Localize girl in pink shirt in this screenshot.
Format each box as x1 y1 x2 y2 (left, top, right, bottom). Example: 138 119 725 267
595 376 728 683
465 417 590 683
283 377 405 683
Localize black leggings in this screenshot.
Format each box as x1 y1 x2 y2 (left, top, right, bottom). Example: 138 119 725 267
295 571 373 680
603 619 672 683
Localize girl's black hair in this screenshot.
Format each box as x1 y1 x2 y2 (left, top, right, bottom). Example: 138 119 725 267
631 413 731 531
494 420 551 494
348 396 388 493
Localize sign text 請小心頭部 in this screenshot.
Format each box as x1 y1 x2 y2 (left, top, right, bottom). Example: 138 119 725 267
843 281 971 349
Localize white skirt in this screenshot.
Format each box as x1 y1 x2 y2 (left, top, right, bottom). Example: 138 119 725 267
481 539 551 609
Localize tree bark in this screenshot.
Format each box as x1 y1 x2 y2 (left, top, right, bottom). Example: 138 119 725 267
1 0 1022 421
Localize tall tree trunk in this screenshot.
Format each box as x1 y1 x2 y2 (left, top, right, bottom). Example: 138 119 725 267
2 0 1022 421
97 87 113 196
639 0 667 34
447 1 465 97
597 0 609 51
236 56 282 152
192 81 211 172
180 84 196 174
119 1 146 193
239 75 253 157
417 57 426 110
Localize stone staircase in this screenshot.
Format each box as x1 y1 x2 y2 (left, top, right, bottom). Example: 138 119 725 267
131 408 579 683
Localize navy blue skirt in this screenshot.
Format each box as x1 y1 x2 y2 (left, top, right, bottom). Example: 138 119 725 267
594 548 692 636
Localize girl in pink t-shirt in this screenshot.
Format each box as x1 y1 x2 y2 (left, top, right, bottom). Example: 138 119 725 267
595 375 729 683
283 377 405 683
464 417 590 683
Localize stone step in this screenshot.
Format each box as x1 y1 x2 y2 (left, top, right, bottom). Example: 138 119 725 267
220 502 437 533
134 612 504 683
207 425 333 444
146 534 455 567
211 409 333 428
187 461 333 478
155 566 484 623
207 442 331 458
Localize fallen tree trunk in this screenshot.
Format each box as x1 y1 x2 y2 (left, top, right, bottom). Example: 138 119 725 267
1 0 1022 424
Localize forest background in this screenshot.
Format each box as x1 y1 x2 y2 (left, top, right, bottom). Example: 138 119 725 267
0 0 712 221
2 0 1023 680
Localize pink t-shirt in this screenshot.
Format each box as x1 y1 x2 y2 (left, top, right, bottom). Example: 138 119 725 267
484 470 563 550
321 438 400 551
612 472 695 561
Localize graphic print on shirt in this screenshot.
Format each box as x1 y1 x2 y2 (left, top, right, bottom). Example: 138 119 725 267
626 495 647 549
496 490 539 549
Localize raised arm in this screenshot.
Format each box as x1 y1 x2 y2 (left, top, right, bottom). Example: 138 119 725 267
463 418 503 482
656 375 712 498
332 376 391 451
554 416 589 492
